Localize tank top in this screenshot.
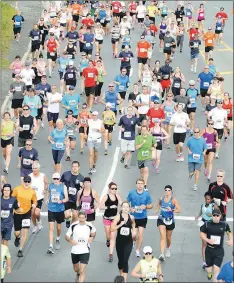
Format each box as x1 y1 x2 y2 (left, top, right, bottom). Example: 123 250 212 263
48 183 65 212
159 23 167 34
79 112 90 127
60 12 67 24
140 258 159 282
66 121 76 138
203 129 216 150
152 127 163 145
103 194 118 219
172 75 182 89
222 99 232 117
13 61 22 74
29 173 45 201
197 9 205 20
1 120 14 140
116 213 132 242
66 44 75 59
201 203 213 221
159 196 175 225
97 68 104 83
80 189 95 215
210 84 222 100
164 102 175 122
215 21 223 31
47 39 57 53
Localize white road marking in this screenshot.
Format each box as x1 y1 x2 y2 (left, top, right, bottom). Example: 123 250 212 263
39 211 233 222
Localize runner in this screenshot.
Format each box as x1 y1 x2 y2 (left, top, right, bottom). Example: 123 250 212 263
45 172 68 255
189 34 201 73
111 20 121 58
45 33 60 78
61 85 80 118
155 185 181 261
78 103 92 154
136 35 151 82
217 251 234 283
102 103 116 155
12 10 25 42
64 110 78 161
47 85 62 132
203 27 215 63
29 24 41 59
222 92 232 141
135 85 151 127
197 3 205 33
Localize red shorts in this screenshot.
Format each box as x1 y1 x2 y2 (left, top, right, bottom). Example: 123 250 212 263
103 218 113 226
160 79 171 90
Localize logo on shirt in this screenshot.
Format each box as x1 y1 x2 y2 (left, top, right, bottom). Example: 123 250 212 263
131 121 134 124
220 191 224 194
30 154 33 158
9 204 13 208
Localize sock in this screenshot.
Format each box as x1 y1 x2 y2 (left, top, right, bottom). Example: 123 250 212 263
56 237 60 241
50 244 53 248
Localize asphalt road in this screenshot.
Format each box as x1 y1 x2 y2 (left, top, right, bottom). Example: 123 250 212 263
3 1 233 282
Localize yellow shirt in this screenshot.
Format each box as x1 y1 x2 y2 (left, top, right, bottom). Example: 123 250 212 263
1 120 14 140
1 244 11 279
12 185 37 214
102 110 116 125
147 6 158 17
140 258 159 282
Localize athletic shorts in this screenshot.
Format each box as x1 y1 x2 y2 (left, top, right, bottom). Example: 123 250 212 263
111 38 119 44
159 33 165 40
187 107 196 114
206 148 216 155
119 91 127 100
85 86 96 97
20 167 32 177
205 46 214 53
11 98 23 109
18 137 29 148
83 49 93 55
48 210 65 224
87 139 101 152
137 17 144 23
14 210 31 231
135 218 147 228
137 57 147 64
52 149 64 164
13 27 21 34
113 12 120 18
160 79 171 90
228 117 232 121
79 127 89 134
173 132 186 145
215 30 223 34
214 128 224 140
72 15 79 22
190 53 199 59
37 199 44 209
200 89 208 97
138 160 151 169
1 137 14 148
121 139 135 153
163 49 172 55
156 143 162 150
71 253 90 265
47 52 57 61
47 112 59 123
188 162 202 173
36 107 43 120
65 79 76 87
205 246 224 268
31 43 41 53
1 227 13 241
64 202 77 211
95 39 103 45
103 217 113 226
104 124 114 133
86 213 95 222
157 218 175 230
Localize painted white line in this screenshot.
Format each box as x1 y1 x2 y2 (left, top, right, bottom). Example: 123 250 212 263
214 7 220 10
39 211 233 222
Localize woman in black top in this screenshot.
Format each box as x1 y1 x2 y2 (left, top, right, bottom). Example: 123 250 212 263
111 201 136 282
100 182 122 262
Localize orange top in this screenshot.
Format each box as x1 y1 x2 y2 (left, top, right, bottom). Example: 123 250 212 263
12 185 37 214
137 41 151 58
72 3 81 15
203 32 215 47
79 111 92 127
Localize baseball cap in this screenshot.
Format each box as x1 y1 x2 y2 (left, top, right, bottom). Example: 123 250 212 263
52 172 61 179
69 60 74 65
92 111 98 116
69 85 75 90
164 185 172 191
143 246 153 254
212 209 221 215
189 80 195 85
204 65 209 69
208 27 212 30
106 102 112 108
23 176 32 183
83 177 91 183
154 100 160 104
3 183 11 189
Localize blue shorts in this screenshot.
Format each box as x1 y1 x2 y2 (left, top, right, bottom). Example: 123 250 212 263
1 226 12 241
52 149 65 164
20 167 32 177
47 112 59 123
188 162 202 173
190 53 199 59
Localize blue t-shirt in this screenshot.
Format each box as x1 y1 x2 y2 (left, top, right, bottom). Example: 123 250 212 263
186 136 207 163
186 88 199 108
35 82 52 101
127 189 152 219
19 148 39 169
119 51 133 68
198 72 214 89
58 57 70 73
217 261 234 283
50 128 67 151
48 183 65 212
118 115 140 140
114 74 129 92
23 95 41 117
61 93 80 116
12 15 25 28
209 65 217 76
1 197 19 228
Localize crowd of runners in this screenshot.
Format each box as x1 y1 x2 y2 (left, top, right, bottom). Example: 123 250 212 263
1 1 233 283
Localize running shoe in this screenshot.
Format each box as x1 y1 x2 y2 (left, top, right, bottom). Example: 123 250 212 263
224 137 227 142
179 155 184 162
104 150 108 155
66 220 71 228
14 236 20 247
228 130 230 136
106 240 110 247
152 160 156 167
108 254 113 262
3 168 8 174
176 155 181 162
88 169 92 175
92 166 96 173
47 247 54 254
32 226 38 234
165 248 171 258
193 184 198 191
215 153 219 159
55 240 60 250
80 149 84 154
155 168 160 174
207 273 212 280
33 135 38 140
120 157 124 163
204 168 208 177
135 251 141 258
65 156 71 161
207 176 211 183
144 186 148 192
202 262 207 270
124 165 130 169
159 254 165 261
38 221 43 231
17 250 23 257
41 122 44 128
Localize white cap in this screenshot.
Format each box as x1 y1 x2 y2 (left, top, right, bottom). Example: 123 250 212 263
106 102 112 108
69 60 74 65
143 246 153 254
189 80 195 85
52 172 60 179
92 111 98 116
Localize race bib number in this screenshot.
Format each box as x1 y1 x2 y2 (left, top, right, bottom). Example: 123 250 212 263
207 39 213 44
146 272 157 280
34 36 39 40
124 131 131 138
163 218 172 225
120 227 130 236
211 235 221 245
217 26 221 30
165 43 171 48
15 68 21 74
193 154 200 160
207 143 212 149
110 103 115 109
142 150 149 157
68 187 76 195
68 73 74 79
80 118 87 124
152 118 159 122
88 73 94 78
86 43 91 47
174 82 180 88
82 202 90 210
23 124 30 130
56 142 63 149
179 30 184 35
190 98 195 104
77 238 86 244
203 82 209 87
187 12 191 16
100 18 105 23
177 124 183 128
68 54 73 59
67 129 74 136
41 30 44 34
166 112 172 117
163 74 169 79
15 21 21 26
50 52 55 56
216 119 222 123
69 100 76 105
193 43 199 48
28 102 34 108
23 158 32 165
22 219 31 227
119 85 124 90
51 193 60 202
200 13 204 17
15 86 22 91
61 64 66 69
1 210 10 218
135 206 142 213
140 48 145 53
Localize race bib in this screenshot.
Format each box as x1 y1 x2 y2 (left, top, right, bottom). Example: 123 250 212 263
163 218 172 225
140 48 145 53
146 272 157 280
166 112 172 117
28 102 34 108
56 142 63 149
135 206 142 213
142 150 149 157
226 109 230 115
15 68 21 74
23 124 30 130
193 43 199 48
68 73 74 79
177 124 183 128
41 30 44 34
77 238 86 244
32 186 38 191
22 219 31 227
50 52 55 56
88 73 94 78
100 18 105 23
190 98 195 104
69 100 76 105
174 83 180 88
15 86 22 91
15 21 21 26
217 26 222 30
124 131 131 138
180 30 184 35
80 118 87 124
119 85 124 90
152 118 159 122
177 18 181 22
67 54 73 59
187 12 191 16
216 119 222 123
1 210 10 218
61 64 66 69
120 227 130 236
23 158 32 165
193 153 200 160
203 82 209 87
51 193 60 202
207 39 213 44
34 36 39 40
86 43 91 47
211 235 221 245
163 74 169 79
67 129 74 136
200 13 204 17
165 43 171 48
207 143 212 149
82 202 90 210
110 103 115 109
68 187 76 195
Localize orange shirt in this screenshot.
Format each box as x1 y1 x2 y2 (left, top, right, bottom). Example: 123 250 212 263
203 32 215 47
137 41 151 58
79 111 92 127
72 3 81 15
12 185 37 214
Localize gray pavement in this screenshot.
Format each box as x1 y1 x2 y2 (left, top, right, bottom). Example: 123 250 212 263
2 1 233 282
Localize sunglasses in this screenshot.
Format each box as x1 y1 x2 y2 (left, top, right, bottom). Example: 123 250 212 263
23 109 29 111
194 131 200 133
26 144 32 146
217 102 223 104
82 55 86 56
32 168 38 170
189 85 195 86
217 175 224 177
53 178 60 180
109 86 114 87
165 189 172 192
213 214 220 217
24 181 31 183
82 107 87 109
208 123 214 125
68 113 73 115
111 187 117 190
145 252 152 255
122 71 127 73
167 95 172 97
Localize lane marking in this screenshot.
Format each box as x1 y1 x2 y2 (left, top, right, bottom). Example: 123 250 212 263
39 211 233 222
213 48 232 52
219 71 234 75
221 41 233 52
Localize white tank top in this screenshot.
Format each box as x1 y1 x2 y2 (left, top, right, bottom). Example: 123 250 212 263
88 119 102 141
29 173 45 201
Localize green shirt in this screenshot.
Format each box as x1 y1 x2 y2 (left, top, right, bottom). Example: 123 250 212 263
135 134 157 161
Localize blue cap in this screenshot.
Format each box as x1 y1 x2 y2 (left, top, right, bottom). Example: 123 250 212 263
69 85 75 90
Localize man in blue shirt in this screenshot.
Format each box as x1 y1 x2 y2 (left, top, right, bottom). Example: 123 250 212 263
118 45 134 77
127 178 153 257
12 10 25 41
186 127 207 191
114 68 130 113
61 86 80 118
217 252 234 283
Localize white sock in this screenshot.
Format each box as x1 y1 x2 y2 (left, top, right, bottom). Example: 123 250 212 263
56 237 60 241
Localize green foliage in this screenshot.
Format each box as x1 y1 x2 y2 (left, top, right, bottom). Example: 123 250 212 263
1 1 16 68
